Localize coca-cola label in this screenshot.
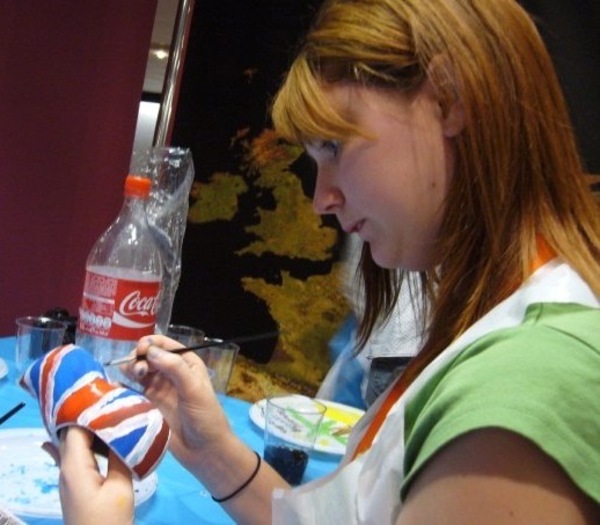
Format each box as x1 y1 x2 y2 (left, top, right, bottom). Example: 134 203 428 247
78 270 161 341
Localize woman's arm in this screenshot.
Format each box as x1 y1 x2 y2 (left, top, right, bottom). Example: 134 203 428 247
398 428 598 524
59 336 288 525
131 337 290 525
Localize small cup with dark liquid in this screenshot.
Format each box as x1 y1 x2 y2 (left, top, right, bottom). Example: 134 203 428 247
263 394 326 485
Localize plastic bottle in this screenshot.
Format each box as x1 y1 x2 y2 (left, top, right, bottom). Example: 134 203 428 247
76 175 162 384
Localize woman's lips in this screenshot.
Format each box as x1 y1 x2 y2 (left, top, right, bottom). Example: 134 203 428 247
345 219 365 234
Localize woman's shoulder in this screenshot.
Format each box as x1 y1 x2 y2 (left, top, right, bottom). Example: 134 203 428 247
456 301 600 374
406 302 600 422
428 301 600 391
402 301 600 503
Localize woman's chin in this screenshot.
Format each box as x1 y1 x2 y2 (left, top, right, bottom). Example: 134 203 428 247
369 245 400 270
369 244 431 272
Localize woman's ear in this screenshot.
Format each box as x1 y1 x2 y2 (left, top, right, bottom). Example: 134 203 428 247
442 99 464 138
426 54 465 138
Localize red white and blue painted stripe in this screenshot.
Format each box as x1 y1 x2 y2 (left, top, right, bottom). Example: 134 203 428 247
20 344 170 480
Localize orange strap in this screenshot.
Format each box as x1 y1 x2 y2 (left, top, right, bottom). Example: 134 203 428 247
351 236 557 460
351 372 408 459
531 235 556 273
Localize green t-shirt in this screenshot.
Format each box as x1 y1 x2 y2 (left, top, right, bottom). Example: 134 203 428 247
402 302 600 502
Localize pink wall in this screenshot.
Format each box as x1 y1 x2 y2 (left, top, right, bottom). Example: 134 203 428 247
0 1 158 335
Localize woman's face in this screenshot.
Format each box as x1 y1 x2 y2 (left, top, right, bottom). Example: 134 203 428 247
305 82 461 271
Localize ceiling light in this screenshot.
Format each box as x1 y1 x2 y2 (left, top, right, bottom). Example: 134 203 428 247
150 43 170 61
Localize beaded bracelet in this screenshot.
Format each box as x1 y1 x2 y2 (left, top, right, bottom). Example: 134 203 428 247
211 451 262 503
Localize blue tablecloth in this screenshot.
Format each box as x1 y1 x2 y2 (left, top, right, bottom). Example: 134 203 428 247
0 337 340 524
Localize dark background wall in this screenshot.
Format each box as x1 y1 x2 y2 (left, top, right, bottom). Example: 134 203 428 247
519 0 600 174
0 1 157 335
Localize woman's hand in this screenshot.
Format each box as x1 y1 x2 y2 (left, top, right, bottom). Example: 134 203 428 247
128 335 234 477
128 336 288 524
58 426 134 525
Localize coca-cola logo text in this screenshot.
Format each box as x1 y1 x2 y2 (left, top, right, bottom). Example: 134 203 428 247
118 290 160 318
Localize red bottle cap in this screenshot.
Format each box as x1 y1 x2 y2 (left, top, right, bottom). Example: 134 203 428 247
124 175 152 198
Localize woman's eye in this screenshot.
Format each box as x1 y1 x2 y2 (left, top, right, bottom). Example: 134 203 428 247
304 139 342 162
319 140 341 157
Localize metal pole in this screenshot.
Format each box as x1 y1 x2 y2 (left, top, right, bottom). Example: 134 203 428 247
153 0 196 146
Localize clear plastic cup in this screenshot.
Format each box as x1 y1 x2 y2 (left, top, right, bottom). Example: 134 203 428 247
263 394 326 485
15 316 67 374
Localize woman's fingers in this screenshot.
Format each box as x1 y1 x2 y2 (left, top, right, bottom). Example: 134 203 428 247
137 335 186 356
59 427 96 470
144 344 207 399
42 440 61 466
58 427 134 525
59 427 102 495
106 451 134 485
131 335 188 380
59 427 132 489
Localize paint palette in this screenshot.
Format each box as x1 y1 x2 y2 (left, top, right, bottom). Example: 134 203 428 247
0 428 157 519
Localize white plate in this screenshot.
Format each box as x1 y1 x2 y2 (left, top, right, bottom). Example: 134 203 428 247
249 397 364 455
0 358 7 379
0 428 158 519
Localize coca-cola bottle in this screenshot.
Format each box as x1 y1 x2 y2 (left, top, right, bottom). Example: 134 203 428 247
76 174 162 384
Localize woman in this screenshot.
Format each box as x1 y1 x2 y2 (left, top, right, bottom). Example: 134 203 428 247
59 0 600 523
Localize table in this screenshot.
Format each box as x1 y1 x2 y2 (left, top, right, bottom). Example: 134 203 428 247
0 337 341 524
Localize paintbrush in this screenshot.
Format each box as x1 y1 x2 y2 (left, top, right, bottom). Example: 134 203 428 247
0 402 25 427
103 331 279 367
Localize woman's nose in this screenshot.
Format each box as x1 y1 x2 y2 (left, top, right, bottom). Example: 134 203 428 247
312 170 344 215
